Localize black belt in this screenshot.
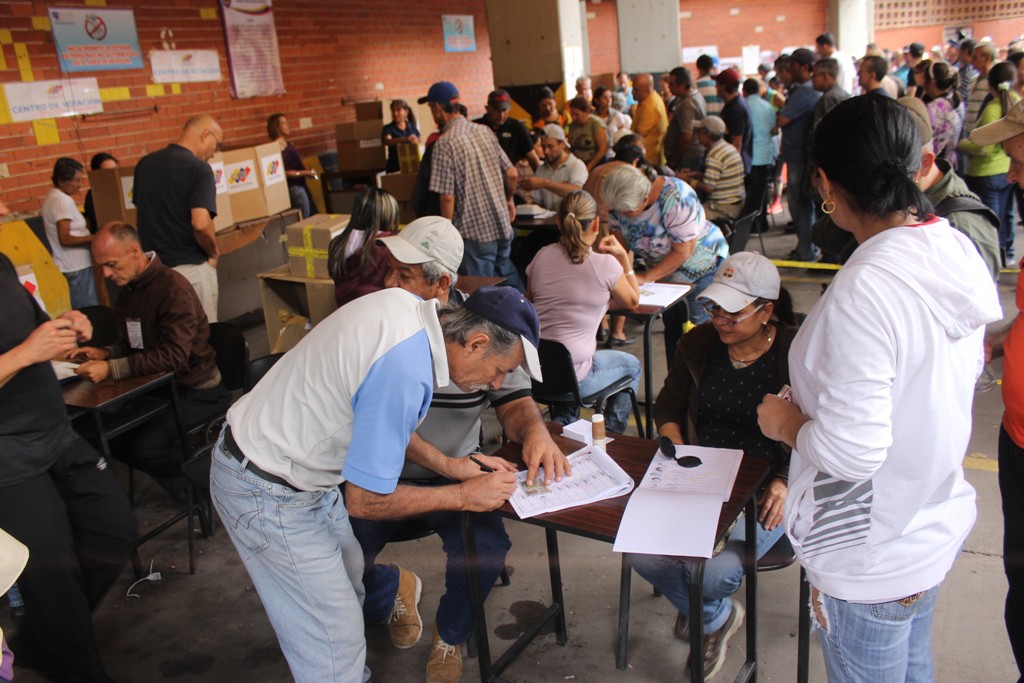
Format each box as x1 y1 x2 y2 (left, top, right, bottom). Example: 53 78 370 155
222 426 296 490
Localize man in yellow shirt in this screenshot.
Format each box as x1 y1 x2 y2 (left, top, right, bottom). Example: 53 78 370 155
631 73 668 166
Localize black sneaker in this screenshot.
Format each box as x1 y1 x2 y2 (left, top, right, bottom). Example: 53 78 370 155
674 611 690 641
606 335 636 348
698 599 744 680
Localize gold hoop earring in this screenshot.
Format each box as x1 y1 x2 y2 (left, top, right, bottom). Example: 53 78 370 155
821 198 836 215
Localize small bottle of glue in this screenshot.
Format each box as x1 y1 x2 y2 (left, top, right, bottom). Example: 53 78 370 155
592 414 607 450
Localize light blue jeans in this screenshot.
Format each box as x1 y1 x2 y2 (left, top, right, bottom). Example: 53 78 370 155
626 514 784 633
64 267 98 309
813 583 941 683
548 349 641 434
209 439 370 683
461 237 525 291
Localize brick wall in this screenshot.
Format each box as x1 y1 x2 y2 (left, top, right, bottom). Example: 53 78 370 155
585 0 620 76
875 18 1024 54
0 0 495 215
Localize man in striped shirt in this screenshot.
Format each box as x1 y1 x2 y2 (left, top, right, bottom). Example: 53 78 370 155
965 42 996 136
679 116 746 222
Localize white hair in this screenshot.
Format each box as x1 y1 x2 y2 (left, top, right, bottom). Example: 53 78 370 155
601 165 652 213
421 260 458 289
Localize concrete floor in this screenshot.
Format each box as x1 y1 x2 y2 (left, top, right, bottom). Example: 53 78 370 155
3 219 1021 682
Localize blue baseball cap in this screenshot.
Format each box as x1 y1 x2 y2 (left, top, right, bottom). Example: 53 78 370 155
418 81 460 106
462 286 543 381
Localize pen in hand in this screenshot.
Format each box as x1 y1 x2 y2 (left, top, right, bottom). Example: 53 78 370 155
469 455 496 473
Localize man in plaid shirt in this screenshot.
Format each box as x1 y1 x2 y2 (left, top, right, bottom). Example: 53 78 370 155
422 81 523 290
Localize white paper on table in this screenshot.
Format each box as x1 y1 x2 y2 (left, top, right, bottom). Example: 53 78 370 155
636 282 691 308
642 445 743 501
509 445 634 519
50 360 80 382
560 418 615 446
613 489 723 558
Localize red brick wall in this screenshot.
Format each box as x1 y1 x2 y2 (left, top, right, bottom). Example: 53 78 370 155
0 0 495 215
586 0 620 76
875 19 1024 55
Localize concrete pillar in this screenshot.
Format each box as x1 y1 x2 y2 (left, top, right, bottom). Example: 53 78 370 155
830 0 874 54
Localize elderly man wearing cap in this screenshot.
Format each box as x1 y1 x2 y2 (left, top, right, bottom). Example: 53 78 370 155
973 99 1024 680
630 73 669 166
422 81 523 290
629 251 797 679
521 124 589 211
713 67 752 174
210 280 545 682
678 116 746 222
356 217 564 682
474 89 540 171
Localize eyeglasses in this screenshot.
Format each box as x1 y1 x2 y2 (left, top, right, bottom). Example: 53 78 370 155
701 301 765 325
207 128 223 153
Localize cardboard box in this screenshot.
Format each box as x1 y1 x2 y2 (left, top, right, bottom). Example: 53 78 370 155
336 120 383 142
337 138 386 172
379 172 418 224
88 167 137 228
355 101 384 121
223 143 290 223
207 153 234 232
286 213 351 279
258 265 338 353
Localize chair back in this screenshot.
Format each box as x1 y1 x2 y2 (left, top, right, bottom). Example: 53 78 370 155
757 532 797 572
244 353 285 394
207 323 248 391
530 339 583 405
79 305 122 348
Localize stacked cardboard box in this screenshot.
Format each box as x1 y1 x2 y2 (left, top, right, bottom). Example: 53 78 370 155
378 173 417 225
285 213 351 279
257 265 337 353
223 142 291 223
336 101 386 172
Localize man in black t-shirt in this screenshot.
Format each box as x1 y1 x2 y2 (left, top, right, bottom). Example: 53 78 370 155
133 114 222 321
713 68 753 175
473 89 540 171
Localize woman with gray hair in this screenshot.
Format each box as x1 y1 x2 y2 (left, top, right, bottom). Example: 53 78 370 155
601 164 729 362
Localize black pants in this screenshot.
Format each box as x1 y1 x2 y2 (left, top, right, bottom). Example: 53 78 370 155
0 436 136 682
1000 424 1024 683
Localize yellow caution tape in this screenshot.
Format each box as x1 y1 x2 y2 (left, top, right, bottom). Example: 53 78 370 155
286 225 326 278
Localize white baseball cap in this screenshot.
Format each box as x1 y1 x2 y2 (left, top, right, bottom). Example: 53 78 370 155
376 216 464 273
698 252 780 312
0 528 28 595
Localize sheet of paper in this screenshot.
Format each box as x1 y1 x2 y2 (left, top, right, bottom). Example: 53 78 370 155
613 489 723 557
636 282 691 308
509 445 634 519
50 360 80 382
643 445 743 501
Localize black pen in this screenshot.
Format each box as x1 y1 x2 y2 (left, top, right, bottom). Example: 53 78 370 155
469 455 496 473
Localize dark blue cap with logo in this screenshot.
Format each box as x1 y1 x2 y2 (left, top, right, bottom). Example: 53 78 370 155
418 81 461 106
463 286 543 381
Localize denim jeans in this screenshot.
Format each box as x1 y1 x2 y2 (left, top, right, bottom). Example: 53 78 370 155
548 349 640 434
350 504 511 645
966 173 1014 250
626 513 784 632
288 183 313 219
461 237 525 291
812 583 941 683
64 267 98 309
786 158 819 260
662 266 719 366
210 440 370 683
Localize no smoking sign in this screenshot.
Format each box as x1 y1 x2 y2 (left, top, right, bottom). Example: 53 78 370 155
84 14 107 41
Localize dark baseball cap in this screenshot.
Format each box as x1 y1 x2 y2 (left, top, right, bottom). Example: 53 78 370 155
487 89 512 111
418 81 460 106
712 68 741 87
462 286 543 381
905 42 925 58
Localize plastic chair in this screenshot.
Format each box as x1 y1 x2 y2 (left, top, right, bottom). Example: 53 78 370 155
243 353 286 394
530 339 644 438
721 177 771 254
207 322 249 391
78 305 122 348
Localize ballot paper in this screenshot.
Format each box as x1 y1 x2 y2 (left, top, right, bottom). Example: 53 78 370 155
613 446 743 558
51 360 80 383
636 282 691 308
509 445 635 519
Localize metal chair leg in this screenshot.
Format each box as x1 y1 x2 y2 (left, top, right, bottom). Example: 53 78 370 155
798 567 811 683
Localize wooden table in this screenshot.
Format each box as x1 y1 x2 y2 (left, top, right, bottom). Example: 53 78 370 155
463 425 771 682
512 214 559 232
609 283 691 438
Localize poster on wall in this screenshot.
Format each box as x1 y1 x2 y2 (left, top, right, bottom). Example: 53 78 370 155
442 15 476 53
48 7 143 72
682 45 718 65
220 0 285 98
150 50 222 83
3 78 103 122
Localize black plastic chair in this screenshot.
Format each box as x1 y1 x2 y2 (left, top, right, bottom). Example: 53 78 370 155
721 177 771 254
207 322 248 392
243 353 286 394
755 534 810 683
530 339 644 437
78 305 122 348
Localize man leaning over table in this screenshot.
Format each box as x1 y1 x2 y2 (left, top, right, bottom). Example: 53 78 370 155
74 222 232 497
346 216 567 682
209 280 547 683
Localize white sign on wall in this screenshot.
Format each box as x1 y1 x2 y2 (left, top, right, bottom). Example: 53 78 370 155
150 50 222 83
3 78 103 122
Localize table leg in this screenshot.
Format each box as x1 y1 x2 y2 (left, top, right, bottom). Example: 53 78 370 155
167 380 197 575
545 528 568 645
642 316 655 439
616 555 632 670
740 498 759 683
689 560 706 682
462 512 495 682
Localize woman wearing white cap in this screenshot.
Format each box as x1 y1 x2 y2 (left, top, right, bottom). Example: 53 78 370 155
625 251 798 678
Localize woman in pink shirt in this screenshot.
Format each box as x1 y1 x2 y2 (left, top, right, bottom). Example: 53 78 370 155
526 190 642 433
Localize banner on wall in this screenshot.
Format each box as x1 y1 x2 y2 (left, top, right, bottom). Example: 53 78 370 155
48 7 143 72
220 0 285 98
442 15 476 53
3 78 103 122
150 50 222 83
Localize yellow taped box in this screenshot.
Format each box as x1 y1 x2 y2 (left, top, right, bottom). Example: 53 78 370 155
286 214 351 279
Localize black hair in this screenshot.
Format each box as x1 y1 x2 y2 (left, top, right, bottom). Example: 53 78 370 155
813 95 931 222
815 32 836 48
1010 51 1024 68
696 55 714 72
613 145 659 181
612 133 642 155
862 55 888 82
924 60 961 107
757 287 797 327
741 78 760 96
267 112 285 140
52 157 84 186
90 152 117 170
989 61 1018 117
669 66 692 89
593 85 611 110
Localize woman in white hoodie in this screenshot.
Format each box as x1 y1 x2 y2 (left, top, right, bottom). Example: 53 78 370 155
758 95 1002 682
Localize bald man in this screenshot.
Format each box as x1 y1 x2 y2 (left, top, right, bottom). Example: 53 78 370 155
133 114 223 321
630 73 669 166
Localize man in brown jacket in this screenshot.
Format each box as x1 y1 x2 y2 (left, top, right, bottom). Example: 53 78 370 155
75 221 230 490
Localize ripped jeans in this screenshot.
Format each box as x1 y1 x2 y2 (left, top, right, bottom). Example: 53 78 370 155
810 583 941 683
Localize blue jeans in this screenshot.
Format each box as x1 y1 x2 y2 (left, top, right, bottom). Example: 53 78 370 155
786 158 819 260
209 439 370 683
64 267 98 309
350 503 511 645
548 349 640 434
966 173 1014 250
461 237 525 291
662 266 719 366
812 583 941 683
626 514 784 633
288 183 313 219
